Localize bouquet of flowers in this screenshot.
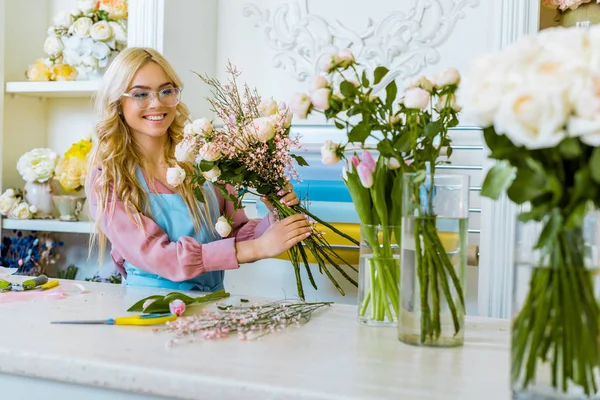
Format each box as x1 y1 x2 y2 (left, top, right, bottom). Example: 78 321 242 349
291 49 464 336
464 26 600 396
168 63 359 300
17 148 58 183
27 0 128 81
0 189 38 220
0 231 63 276
55 138 93 192
542 0 599 11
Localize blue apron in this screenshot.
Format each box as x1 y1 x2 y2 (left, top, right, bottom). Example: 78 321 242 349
123 168 224 292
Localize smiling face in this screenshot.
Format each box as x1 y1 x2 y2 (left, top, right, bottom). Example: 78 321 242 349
121 61 178 142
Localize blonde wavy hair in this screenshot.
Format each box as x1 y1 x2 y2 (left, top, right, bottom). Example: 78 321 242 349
88 47 213 262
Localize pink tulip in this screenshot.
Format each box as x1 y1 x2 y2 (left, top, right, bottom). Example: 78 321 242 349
361 151 376 172
350 155 360 169
357 162 374 188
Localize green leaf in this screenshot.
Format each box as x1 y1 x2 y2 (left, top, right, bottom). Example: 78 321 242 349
163 292 196 304
448 116 459 128
348 121 372 143
347 107 361 117
535 209 563 249
345 172 373 225
558 137 581 159
481 162 516 200
373 66 389 85
385 81 397 110
200 160 214 172
340 81 358 98
370 158 389 226
393 133 411 152
424 120 443 138
590 148 600 183
334 120 345 130
127 295 164 312
290 153 310 167
257 185 271 195
483 127 521 160
361 70 370 87
142 300 171 314
506 161 547 204
376 140 395 157
194 187 206 203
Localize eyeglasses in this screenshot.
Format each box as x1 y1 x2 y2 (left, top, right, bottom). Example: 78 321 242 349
122 87 182 109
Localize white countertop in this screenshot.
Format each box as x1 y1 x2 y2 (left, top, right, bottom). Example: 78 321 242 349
0 278 510 400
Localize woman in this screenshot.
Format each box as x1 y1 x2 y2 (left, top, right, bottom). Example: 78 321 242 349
86 47 311 292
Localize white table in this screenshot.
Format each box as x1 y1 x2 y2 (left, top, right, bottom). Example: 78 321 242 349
0 279 510 400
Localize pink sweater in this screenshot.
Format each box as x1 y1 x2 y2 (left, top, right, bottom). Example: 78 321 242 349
85 167 271 282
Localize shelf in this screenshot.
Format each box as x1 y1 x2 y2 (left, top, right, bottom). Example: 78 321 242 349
4 81 100 98
1 219 94 234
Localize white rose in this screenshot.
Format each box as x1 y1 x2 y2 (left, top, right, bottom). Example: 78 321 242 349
92 41 111 60
183 123 194 136
197 143 222 162
337 48 355 68
108 21 127 44
0 195 18 216
434 67 461 88
71 17 93 37
403 88 431 110
435 93 462 113
166 165 186 187
404 75 433 92
494 87 568 150
318 51 338 73
386 157 401 170
282 110 293 128
76 0 97 13
174 138 196 163
215 216 232 238
567 74 600 146
192 118 213 136
311 88 331 111
17 148 58 182
321 140 341 165
53 11 74 27
310 76 329 93
3 189 14 197
289 93 311 119
10 202 32 220
90 21 113 42
250 117 277 143
202 166 221 182
257 98 279 117
44 35 64 57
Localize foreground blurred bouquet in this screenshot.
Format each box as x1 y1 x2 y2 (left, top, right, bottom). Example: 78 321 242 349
170 63 359 300
55 138 92 192
292 49 467 340
465 26 600 397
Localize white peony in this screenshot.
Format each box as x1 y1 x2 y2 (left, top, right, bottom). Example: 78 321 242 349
250 117 277 143
166 165 186 187
0 195 18 216
257 98 279 117
76 0 97 13
71 17 93 37
493 87 568 150
215 216 232 238
3 189 14 197
434 67 461 88
321 141 341 165
90 21 113 42
44 35 64 58
183 123 194 136
174 138 196 163
108 21 127 44
289 93 311 119
92 41 111 60
10 202 32 220
197 143 222 162
403 88 431 110
17 148 58 183
311 88 331 111
202 166 221 182
567 74 600 146
192 118 213 136
53 11 74 28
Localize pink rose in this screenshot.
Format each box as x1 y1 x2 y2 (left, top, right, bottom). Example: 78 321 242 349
289 93 311 119
318 51 338 73
434 67 461 88
311 76 329 93
337 48 355 68
403 88 431 110
321 140 342 165
169 299 186 316
311 88 331 111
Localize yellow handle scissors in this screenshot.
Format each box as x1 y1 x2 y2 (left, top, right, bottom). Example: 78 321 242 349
51 313 177 326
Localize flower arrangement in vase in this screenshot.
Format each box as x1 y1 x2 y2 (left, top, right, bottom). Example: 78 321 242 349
291 49 467 344
27 0 128 81
53 138 92 221
17 148 59 218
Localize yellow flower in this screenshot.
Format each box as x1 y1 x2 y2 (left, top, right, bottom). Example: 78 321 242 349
25 59 52 82
51 64 78 81
99 0 128 20
56 157 88 192
64 139 93 160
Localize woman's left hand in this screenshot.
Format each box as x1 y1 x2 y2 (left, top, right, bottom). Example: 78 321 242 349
262 184 299 211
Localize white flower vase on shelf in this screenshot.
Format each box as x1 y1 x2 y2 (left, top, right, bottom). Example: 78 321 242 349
52 195 86 221
24 181 55 219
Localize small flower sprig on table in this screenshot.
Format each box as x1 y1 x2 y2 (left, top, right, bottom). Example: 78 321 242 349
161 300 332 344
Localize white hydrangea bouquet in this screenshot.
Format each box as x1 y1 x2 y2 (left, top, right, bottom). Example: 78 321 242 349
27 0 128 81
0 189 38 220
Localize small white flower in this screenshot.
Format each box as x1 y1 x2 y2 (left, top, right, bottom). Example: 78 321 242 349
215 216 232 238
183 123 194 136
434 67 461 88
197 143 222 162
92 41 111 60
336 48 355 68
310 76 329 93
44 35 64 58
174 138 196 163
90 20 113 42
76 0 97 13
53 10 74 28
321 140 342 165
108 21 127 44
192 118 213 136
289 93 311 119
250 117 277 143
3 189 15 197
17 148 58 183
10 202 32 220
202 166 221 182
258 98 279 117
404 75 434 92
403 88 431 110
386 157 401 170
166 165 186 187
435 93 462 113
71 17 93 37
311 88 331 111
318 51 338 73
0 195 18 216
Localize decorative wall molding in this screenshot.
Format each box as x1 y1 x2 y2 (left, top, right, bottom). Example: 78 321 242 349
127 0 165 52
243 0 479 85
477 0 540 319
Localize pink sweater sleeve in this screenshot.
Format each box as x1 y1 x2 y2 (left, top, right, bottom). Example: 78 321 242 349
85 168 241 282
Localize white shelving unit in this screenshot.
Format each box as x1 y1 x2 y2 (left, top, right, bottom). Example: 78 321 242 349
5 81 99 98
1 218 94 234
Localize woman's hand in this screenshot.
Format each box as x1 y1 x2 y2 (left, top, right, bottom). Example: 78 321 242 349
262 184 299 211
255 214 312 258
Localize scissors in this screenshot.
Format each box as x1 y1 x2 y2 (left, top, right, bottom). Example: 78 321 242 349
51 313 178 326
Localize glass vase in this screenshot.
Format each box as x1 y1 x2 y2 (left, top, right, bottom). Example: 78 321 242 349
357 224 401 326
561 3 600 28
398 173 469 347
511 211 600 399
